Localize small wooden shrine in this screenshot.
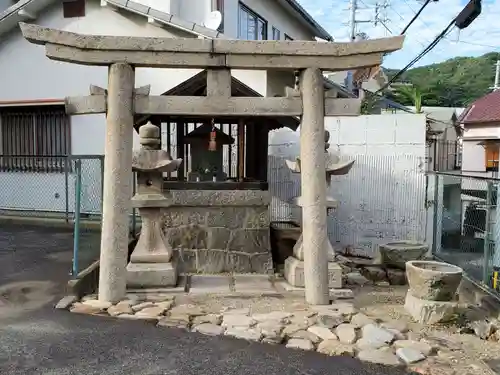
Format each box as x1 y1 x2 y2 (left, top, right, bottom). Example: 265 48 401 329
133 70 301 275
135 70 300 190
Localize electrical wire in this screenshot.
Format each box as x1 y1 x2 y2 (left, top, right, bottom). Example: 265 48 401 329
400 0 432 34
386 3 449 56
375 17 458 93
402 0 433 29
448 39 500 49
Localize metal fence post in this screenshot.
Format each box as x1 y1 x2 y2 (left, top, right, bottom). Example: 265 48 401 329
72 159 82 276
432 173 443 255
431 174 437 254
99 156 104 218
483 181 493 285
65 156 69 223
132 172 136 236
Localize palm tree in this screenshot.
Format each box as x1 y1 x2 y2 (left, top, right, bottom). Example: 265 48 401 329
393 85 423 113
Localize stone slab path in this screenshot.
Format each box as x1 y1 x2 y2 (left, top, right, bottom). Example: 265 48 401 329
61 281 500 375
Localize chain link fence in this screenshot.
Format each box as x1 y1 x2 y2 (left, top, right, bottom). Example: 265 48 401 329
0 155 103 219
433 172 500 294
0 151 429 274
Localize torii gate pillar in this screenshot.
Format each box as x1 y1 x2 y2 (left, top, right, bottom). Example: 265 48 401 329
299 68 329 305
98 63 135 303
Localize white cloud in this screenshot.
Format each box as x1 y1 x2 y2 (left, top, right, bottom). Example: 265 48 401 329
297 0 500 68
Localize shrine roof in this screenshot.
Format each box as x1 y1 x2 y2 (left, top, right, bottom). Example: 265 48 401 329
135 70 301 132
184 123 234 145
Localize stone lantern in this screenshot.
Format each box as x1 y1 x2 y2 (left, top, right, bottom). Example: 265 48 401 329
284 130 355 289
126 122 182 288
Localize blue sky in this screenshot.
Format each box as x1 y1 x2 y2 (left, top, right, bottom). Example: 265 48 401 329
297 0 500 69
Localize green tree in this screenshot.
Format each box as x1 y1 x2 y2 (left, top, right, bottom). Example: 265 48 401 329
384 52 499 107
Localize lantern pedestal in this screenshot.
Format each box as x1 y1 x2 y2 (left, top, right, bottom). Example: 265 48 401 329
284 195 343 288
126 122 182 288
283 131 355 290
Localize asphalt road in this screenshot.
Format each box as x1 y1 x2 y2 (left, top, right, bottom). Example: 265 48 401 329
0 224 412 375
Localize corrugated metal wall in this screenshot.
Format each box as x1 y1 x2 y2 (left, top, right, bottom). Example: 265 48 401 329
268 113 428 256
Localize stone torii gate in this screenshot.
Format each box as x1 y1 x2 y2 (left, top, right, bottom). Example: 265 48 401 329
20 22 403 305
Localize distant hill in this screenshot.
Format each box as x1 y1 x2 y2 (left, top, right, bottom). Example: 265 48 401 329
384 52 500 107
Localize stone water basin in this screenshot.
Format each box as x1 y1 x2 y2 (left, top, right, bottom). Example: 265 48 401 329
406 260 463 301
379 241 428 270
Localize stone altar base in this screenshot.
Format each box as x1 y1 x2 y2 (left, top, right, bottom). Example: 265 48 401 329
162 190 273 274
127 261 178 288
404 291 459 325
284 256 342 289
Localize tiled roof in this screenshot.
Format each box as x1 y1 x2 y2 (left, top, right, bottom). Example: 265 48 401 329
458 90 500 124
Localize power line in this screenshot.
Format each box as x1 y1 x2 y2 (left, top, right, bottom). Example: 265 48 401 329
376 17 458 93
401 0 432 29
376 0 482 93
448 39 500 49
380 3 449 59
400 0 431 34
394 0 490 54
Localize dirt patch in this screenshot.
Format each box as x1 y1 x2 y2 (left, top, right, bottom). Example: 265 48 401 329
0 281 57 318
352 285 499 375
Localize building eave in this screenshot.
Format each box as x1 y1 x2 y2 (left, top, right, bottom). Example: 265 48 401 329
461 119 500 126
278 0 333 41
0 0 57 37
104 0 227 39
0 0 227 41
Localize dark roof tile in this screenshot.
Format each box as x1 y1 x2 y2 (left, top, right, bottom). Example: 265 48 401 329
459 90 500 124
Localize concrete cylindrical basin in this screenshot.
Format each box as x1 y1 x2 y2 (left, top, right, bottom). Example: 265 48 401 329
406 260 463 301
379 241 428 270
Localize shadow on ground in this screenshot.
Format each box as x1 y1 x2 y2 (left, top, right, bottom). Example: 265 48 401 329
0 224 411 375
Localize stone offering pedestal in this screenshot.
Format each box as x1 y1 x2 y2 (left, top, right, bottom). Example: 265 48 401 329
126 122 182 288
404 260 463 324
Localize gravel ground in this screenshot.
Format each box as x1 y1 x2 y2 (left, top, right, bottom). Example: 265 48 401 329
168 285 500 375
0 224 413 375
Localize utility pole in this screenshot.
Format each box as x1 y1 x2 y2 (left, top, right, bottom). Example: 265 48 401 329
349 0 358 41
374 0 391 35
346 0 373 91
345 0 388 92
490 60 500 91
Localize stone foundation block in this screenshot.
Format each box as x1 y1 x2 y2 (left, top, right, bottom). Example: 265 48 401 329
161 190 273 274
404 291 459 325
284 256 342 288
127 261 178 288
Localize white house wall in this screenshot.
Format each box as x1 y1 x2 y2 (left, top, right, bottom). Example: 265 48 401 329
235 0 314 40
0 0 319 214
268 113 428 256
464 126 500 139
0 1 196 214
462 140 486 173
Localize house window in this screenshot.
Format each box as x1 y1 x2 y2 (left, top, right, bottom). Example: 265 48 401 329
272 27 281 40
215 0 224 33
63 0 85 18
285 34 293 40
238 3 267 40
485 144 499 171
0 105 71 172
